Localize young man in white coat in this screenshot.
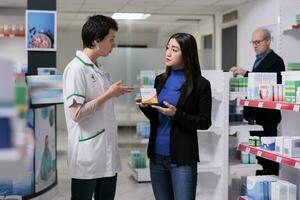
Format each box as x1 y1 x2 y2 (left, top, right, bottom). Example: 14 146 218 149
63 15 133 200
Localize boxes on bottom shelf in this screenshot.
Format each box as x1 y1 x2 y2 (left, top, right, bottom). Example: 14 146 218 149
272 180 297 200
241 176 297 200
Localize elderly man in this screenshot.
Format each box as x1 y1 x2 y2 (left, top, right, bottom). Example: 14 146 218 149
230 28 285 176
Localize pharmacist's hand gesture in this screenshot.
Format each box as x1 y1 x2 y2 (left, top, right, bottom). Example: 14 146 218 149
107 80 133 98
151 101 177 117
230 66 247 76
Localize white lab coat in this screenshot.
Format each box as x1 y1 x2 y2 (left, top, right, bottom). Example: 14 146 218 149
63 51 121 179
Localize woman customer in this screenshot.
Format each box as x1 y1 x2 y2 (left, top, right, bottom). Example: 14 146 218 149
135 32 212 200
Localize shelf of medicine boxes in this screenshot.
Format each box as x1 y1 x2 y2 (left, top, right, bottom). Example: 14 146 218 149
197 162 222 175
238 143 300 169
238 196 248 200
239 99 300 112
127 161 150 183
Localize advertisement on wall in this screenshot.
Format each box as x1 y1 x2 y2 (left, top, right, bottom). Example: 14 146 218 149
26 10 57 51
34 106 56 193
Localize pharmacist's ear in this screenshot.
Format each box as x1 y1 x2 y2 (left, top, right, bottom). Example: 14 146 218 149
93 39 101 49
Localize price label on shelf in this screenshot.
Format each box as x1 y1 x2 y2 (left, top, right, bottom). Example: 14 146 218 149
244 101 249 106
276 103 282 110
245 147 250 153
258 102 264 108
257 151 262 156
276 156 282 163
295 162 300 169
293 105 300 112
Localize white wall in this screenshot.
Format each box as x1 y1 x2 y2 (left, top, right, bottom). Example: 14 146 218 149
236 0 280 70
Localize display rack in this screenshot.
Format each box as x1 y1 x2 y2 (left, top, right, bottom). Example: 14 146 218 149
229 160 262 176
127 161 151 183
239 143 300 169
196 70 230 200
278 2 300 199
239 99 300 112
229 122 263 135
0 33 24 37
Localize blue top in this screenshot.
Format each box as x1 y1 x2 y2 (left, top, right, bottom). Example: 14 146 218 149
155 69 185 155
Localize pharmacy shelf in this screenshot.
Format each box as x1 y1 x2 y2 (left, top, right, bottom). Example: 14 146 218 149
238 196 248 200
198 126 224 135
128 161 151 183
283 28 300 35
197 162 222 175
212 91 223 101
229 122 263 135
0 148 23 179
0 33 25 37
239 99 300 112
229 160 262 175
138 138 149 144
230 92 247 101
238 143 300 169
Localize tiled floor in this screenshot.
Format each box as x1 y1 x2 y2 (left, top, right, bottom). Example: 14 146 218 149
54 128 154 200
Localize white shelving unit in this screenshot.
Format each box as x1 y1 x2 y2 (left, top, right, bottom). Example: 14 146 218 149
197 70 230 200
278 2 300 199
128 161 151 183
237 2 300 195
229 122 263 135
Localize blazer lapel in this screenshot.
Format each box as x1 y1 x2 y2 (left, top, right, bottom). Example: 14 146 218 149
253 50 273 72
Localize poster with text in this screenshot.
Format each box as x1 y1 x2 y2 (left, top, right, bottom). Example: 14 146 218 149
26 10 57 51
34 106 56 193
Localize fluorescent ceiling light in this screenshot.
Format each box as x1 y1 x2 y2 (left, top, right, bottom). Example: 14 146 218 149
112 13 151 20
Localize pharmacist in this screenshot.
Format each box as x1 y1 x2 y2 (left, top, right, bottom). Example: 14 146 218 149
63 15 133 200
230 28 285 176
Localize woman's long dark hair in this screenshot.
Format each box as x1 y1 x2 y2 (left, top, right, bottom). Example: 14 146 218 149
163 33 201 96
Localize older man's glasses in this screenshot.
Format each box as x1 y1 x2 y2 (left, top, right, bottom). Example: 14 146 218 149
249 39 266 46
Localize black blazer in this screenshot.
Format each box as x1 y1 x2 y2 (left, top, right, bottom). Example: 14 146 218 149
244 50 285 125
140 73 212 165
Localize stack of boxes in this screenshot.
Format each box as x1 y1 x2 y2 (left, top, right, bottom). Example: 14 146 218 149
241 176 297 200
230 76 248 92
284 81 300 103
292 14 300 29
247 73 278 101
